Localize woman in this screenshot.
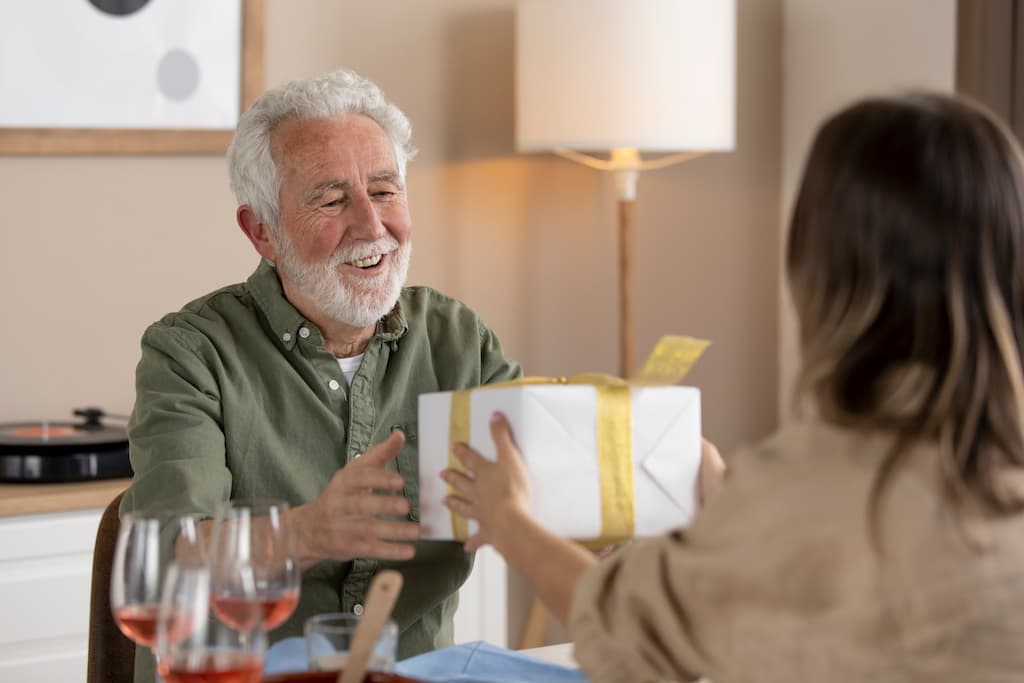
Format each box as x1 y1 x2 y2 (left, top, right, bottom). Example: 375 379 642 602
442 93 1024 682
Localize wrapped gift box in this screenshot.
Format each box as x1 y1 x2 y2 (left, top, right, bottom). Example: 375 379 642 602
417 383 702 543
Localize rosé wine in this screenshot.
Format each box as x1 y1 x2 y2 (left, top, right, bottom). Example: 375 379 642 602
211 588 299 631
157 651 262 683
114 604 192 647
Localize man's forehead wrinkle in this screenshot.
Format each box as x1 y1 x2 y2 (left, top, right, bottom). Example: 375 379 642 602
273 116 402 206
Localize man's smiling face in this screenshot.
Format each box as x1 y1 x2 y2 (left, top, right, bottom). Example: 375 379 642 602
270 113 412 327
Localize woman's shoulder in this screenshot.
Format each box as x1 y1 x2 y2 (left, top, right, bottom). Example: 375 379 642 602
685 421 902 545
728 420 894 482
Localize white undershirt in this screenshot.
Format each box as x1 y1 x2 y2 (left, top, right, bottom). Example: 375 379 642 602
336 353 364 386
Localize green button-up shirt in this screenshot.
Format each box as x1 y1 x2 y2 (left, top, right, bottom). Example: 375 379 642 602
122 261 521 682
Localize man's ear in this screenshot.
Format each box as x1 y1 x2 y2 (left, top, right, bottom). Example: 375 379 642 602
237 205 279 262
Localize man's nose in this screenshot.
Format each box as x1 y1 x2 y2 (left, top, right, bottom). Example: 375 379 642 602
346 191 387 240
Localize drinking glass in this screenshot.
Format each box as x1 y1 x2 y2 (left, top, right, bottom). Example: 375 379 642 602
304 613 398 673
110 511 204 650
209 499 301 632
156 561 265 683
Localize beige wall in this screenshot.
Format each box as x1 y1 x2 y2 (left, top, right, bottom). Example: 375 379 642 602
778 0 957 419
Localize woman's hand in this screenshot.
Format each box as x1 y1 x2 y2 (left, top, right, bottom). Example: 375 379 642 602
441 412 530 552
699 437 726 508
444 412 595 624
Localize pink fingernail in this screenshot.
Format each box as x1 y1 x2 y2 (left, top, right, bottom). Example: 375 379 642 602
491 411 505 422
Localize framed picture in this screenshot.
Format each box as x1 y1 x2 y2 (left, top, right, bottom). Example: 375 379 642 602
0 0 265 155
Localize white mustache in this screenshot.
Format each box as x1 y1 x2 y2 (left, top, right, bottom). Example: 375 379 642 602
331 236 401 266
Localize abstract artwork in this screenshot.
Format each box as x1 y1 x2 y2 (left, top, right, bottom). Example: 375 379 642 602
0 0 264 154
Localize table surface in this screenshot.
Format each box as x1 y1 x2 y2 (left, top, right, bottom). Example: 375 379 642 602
522 642 709 682
0 477 130 517
521 643 578 668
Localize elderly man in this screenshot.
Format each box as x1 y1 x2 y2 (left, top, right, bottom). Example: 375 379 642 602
122 68 521 681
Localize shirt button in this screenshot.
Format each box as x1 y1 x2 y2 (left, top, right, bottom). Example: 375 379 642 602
328 379 341 391
282 332 292 342
353 604 364 616
299 327 311 339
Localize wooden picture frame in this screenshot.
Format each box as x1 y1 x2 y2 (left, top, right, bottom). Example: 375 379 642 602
0 0 265 156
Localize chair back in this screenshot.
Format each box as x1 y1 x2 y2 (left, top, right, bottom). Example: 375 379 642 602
87 490 136 683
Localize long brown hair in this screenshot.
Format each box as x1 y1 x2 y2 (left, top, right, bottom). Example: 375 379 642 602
787 93 1024 515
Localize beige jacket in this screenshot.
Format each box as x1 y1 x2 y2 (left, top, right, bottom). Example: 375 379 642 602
570 421 1024 683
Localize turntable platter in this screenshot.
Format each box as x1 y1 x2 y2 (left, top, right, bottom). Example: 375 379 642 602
0 410 132 483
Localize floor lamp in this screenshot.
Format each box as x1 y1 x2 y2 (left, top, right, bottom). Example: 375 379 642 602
516 0 736 379
512 0 737 649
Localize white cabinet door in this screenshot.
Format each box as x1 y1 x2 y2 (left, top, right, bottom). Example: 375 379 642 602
453 545 508 647
0 509 103 682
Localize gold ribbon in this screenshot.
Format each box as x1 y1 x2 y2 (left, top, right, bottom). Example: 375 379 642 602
446 335 709 543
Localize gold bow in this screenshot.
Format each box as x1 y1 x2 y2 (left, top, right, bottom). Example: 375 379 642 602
447 335 709 543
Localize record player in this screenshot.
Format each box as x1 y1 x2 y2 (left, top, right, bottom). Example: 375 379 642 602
0 407 133 483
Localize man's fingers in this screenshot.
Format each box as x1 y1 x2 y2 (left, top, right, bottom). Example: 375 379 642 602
376 543 417 561
351 538 417 561
360 517 421 542
340 492 411 518
341 467 406 493
361 430 406 466
313 515 421 562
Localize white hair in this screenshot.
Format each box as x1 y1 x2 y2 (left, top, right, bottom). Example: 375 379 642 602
226 69 416 236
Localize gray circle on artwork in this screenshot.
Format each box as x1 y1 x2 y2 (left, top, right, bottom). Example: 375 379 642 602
87 0 150 17
157 50 201 101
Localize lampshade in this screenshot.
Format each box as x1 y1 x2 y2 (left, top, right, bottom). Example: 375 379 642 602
515 0 736 154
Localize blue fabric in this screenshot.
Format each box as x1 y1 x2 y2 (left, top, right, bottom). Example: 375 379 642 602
264 638 590 683
264 636 309 675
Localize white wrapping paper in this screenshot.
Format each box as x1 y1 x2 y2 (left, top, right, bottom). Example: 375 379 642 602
417 384 702 542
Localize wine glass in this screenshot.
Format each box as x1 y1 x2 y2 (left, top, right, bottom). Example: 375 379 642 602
156 561 265 683
209 499 301 632
110 511 204 650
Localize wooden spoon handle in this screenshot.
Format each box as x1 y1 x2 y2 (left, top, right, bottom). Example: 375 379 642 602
338 569 404 683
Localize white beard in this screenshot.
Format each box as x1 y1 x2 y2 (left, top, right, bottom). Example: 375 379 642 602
275 234 411 328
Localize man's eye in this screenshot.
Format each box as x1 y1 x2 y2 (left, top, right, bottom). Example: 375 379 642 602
322 198 345 208
372 191 395 199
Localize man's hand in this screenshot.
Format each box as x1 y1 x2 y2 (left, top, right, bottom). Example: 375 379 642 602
288 430 421 569
441 412 532 553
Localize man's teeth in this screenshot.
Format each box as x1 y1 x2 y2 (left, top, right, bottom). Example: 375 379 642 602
349 254 383 268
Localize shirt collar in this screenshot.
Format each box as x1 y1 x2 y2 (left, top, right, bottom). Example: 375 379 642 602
247 259 409 349
379 298 408 343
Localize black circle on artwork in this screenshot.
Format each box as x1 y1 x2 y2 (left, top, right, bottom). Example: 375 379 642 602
87 0 151 17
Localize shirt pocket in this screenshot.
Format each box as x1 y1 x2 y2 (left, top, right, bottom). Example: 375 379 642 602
390 422 419 521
